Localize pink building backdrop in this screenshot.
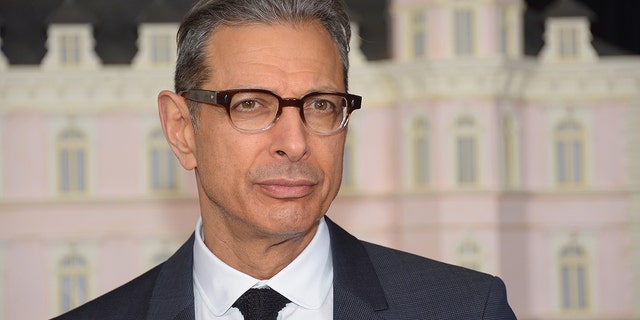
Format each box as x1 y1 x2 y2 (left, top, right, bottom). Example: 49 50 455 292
1 0 639 319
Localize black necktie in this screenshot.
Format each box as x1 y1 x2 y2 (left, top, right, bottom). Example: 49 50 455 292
232 288 290 320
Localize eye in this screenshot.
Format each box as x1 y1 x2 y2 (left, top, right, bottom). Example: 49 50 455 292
236 100 259 111
229 91 277 114
230 98 269 113
307 99 335 112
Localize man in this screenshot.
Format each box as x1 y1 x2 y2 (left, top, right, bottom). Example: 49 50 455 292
54 0 516 319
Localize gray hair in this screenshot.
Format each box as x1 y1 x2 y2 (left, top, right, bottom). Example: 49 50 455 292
174 0 353 129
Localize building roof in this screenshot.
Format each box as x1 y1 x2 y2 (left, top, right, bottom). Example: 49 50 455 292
544 0 595 20
524 1 629 56
138 0 184 23
48 0 96 24
0 0 636 65
0 0 386 65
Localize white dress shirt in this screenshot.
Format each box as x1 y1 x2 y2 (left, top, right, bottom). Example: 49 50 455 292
193 217 333 320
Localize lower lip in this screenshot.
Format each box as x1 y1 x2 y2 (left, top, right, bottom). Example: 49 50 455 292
258 184 315 199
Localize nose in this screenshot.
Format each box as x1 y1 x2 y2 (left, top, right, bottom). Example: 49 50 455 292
269 107 310 162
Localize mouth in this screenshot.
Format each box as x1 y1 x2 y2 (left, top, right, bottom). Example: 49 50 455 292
256 178 317 200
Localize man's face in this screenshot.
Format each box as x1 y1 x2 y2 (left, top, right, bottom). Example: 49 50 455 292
193 21 346 238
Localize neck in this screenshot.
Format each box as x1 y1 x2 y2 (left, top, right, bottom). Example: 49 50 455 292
201 214 319 280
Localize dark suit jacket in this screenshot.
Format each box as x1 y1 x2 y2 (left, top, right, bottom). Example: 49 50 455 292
53 217 516 319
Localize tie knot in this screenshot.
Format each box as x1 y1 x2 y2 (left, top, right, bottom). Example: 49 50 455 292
233 288 290 320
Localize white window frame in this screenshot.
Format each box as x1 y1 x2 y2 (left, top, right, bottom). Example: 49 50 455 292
559 242 591 313
554 118 585 188
59 33 81 66
148 128 179 194
453 7 475 56
57 127 88 195
58 251 89 313
454 115 479 186
409 117 430 189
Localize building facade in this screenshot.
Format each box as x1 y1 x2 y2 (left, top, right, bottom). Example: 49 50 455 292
0 0 638 319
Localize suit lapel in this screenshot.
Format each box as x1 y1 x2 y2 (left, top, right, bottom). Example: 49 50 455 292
146 234 196 320
326 217 388 319
143 220 389 320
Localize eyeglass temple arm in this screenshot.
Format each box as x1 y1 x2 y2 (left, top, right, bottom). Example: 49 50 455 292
181 89 220 104
350 95 362 111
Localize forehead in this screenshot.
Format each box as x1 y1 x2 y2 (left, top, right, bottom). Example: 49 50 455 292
203 21 344 93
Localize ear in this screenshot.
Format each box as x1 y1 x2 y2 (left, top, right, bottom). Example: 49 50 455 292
158 90 197 170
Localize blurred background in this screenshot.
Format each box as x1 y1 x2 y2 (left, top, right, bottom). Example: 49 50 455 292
0 0 639 319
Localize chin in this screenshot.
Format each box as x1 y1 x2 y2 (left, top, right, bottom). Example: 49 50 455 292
264 209 321 235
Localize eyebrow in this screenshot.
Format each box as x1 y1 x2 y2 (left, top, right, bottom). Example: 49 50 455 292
221 85 345 97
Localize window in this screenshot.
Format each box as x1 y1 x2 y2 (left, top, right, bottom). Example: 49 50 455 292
559 27 578 59
559 242 590 312
455 115 478 185
499 6 517 56
457 136 476 184
59 33 81 65
57 127 88 195
149 128 179 193
409 117 430 188
499 7 509 55
58 251 89 313
457 239 482 271
411 11 426 58
151 34 172 64
502 115 517 188
454 8 474 55
555 118 584 188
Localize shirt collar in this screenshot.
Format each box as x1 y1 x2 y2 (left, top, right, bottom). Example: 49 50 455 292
193 216 333 316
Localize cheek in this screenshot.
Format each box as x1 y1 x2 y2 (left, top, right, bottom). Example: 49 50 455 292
331 146 344 174
195 133 247 188
320 138 346 187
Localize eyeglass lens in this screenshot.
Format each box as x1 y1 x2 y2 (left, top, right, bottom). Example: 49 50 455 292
228 91 347 133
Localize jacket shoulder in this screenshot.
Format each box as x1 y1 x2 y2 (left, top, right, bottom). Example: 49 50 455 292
362 241 516 319
363 240 489 281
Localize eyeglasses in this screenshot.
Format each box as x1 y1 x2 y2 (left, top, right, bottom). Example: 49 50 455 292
179 88 362 135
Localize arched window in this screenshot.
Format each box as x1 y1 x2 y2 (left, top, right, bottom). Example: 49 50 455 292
59 250 89 313
559 241 590 312
456 238 482 271
409 117 430 188
555 118 585 188
57 126 88 195
455 115 478 186
148 128 179 193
